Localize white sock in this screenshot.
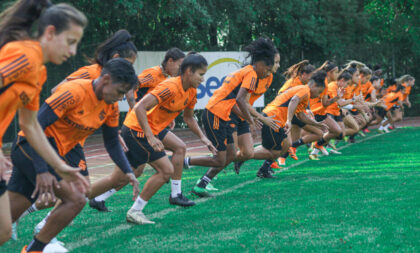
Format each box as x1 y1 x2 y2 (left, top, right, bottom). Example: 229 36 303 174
131 197 147 211
385 123 390 129
311 148 320 155
36 211 51 230
379 125 384 130
171 180 182 198
95 189 117 202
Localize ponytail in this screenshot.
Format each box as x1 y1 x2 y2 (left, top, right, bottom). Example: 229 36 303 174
94 29 137 66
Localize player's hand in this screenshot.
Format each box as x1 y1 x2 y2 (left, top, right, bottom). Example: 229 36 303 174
255 118 264 129
337 88 344 98
284 120 292 135
0 151 12 181
201 137 217 155
118 130 128 152
318 122 329 132
147 135 164 152
249 121 258 140
55 164 90 194
262 115 280 131
32 172 60 205
169 120 176 130
126 172 139 201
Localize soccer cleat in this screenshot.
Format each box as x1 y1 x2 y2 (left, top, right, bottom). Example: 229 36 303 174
328 140 337 150
234 161 244 174
169 193 196 207
11 222 17 241
344 136 349 142
358 131 366 137
191 186 213 198
270 162 280 169
363 128 370 133
308 154 320 160
21 246 42 253
289 147 298 160
388 126 394 130
195 180 218 191
89 198 111 212
256 168 276 178
384 127 390 133
277 157 286 166
315 143 329 156
43 240 68 253
126 208 155 224
327 148 342 155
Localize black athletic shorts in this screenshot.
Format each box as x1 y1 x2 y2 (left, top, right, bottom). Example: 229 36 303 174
229 113 250 136
261 124 287 151
327 113 343 122
7 136 87 203
291 115 306 128
349 110 359 116
121 125 166 168
390 105 400 111
202 109 234 151
375 106 387 118
0 180 6 196
314 114 327 122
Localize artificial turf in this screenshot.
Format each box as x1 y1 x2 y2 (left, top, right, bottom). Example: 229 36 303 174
3 127 420 252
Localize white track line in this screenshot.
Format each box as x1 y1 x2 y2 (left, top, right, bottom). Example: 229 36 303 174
68 132 385 250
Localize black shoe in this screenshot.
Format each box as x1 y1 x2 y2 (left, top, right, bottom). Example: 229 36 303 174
169 193 196 207
234 161 244 174
268 167 275 175
257 168 276 179
89 199 111 212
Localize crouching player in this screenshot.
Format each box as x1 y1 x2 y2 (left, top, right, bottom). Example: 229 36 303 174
123 53 216 224
8 59 139 253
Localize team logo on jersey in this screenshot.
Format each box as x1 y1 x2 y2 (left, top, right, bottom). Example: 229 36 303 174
19 91 30 105
77 110 84 115
99 110 106 121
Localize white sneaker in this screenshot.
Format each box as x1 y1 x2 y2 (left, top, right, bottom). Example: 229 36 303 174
384 127 390 133
328 149 342 155
43 241 68 253
126 208 155 225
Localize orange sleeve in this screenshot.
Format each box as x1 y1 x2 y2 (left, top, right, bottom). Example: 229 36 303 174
149 82 176 104
45 85 82 118
105 103 120 127
240 71 258 92
187 94 197 109
0 48 40 87
295 87 310 113
138 70 157 88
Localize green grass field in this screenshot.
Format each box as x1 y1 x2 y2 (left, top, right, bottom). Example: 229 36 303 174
4 127 420 252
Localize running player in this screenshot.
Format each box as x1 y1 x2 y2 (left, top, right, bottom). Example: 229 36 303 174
250 70 329 177
8 58 138 253
0 0 88 246
184 38 278 197
89 48 190 210
123 53 215 224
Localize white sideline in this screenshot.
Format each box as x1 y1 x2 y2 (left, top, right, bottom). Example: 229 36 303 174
68 132 384 250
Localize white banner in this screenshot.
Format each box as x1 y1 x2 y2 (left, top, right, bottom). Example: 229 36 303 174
118 51 265 111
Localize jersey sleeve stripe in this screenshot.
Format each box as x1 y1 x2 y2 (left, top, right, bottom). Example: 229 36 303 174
3 62 31 78
50 95 74 110
0 57 29 76
0 55 27 72
48 91 71 108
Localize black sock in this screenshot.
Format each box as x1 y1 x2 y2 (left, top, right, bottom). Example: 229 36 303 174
281 152 289 158
197 176 211 188
292 138 304 148
350 135 355 140
337 133 343 140
317 138 326 146
27 236 47 252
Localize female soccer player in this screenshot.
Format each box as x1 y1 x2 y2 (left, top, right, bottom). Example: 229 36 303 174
8 58 138 253
123 53 215 224
89 48 191 210
0 0 88 246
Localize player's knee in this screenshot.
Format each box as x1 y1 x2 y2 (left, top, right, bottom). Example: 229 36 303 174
162 165 174 181
241 148 254 160
173 143 187 156
0 227 12 245
71 193 87 211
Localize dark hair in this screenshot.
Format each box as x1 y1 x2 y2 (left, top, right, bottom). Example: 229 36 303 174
180 53 208 74
338 70 352 81
395 84 404 92
0 1 87 48
370 75 380 83
161 47 185 68
284 60 316 79
359 67 372 76
101 58 138 89
94 30 137 66
344 63 358 75
244 37 277 66
309 70 327 88
318 60 337 72
373 64 382 71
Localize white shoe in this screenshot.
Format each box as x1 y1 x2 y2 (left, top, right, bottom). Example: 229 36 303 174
328 149 342 155
11 222 17 241
43 241 68 253
384 127 390 133
126 208 155 225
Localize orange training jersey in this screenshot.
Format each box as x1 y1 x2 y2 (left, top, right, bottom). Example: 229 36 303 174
310 79 328 115
263 86 310 128
383 91 403 110
205 65 258 121
249 73 273 105
19 79 119 156
124 76 197 135
0 40 46 148
134 66 167 101
325 81 340 116
278 77 303 93
360 81 372 98
386 84 397 94
65 64 102 81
